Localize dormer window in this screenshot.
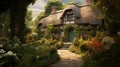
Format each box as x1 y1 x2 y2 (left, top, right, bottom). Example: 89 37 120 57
66 11 74 21
63 10 74 24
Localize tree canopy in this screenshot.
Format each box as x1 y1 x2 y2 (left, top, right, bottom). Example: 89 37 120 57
44 0 63 16
94 0 120 35
0 0 36 43
35 0 63 26
94 0 120 22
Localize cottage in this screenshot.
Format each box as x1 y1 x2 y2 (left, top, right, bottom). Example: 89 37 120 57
38 0 102 42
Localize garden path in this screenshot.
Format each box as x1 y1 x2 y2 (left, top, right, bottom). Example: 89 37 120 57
49 49 82 67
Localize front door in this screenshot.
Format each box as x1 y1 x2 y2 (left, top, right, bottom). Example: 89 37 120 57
68 30 74 42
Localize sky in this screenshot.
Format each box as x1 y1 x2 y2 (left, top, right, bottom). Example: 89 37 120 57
28 0 86 19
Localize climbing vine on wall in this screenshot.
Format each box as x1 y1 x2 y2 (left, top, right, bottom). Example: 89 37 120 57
63 24 80 41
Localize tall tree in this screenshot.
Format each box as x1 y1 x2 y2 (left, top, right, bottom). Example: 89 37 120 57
94 0 120 35
0 0 36 43
25 10 33 29
44 0 63 16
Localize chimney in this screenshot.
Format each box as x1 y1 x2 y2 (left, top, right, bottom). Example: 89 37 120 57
51 6 57 14
86 0 92 5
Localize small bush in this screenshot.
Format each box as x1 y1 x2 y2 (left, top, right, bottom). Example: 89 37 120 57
73 37 80 47
69 44 81 53
80 44 88 52
55 41 63 49
81 42 120 67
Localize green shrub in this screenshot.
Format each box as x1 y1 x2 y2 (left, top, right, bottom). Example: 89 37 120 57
81 42 120 67
95 31 105 41
80 40 90 52
55 41 63 49
80 44 88 52
0 37 9 44
73 37 80 47
0 37 60 67
69 44 81 53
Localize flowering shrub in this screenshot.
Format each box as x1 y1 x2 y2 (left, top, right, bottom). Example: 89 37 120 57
102 36 115 50
89 38 103 53
95 31 105 41
81 42 120 67
69 36 90 53
0 37 60 67
36 38 63 49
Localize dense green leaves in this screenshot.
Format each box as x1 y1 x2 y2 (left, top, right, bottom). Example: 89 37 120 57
94 0 120 22
94 0 120 35
44 0 63 16
0 0 36 43
25 10 33 29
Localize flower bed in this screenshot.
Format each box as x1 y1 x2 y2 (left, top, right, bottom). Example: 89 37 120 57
81 32 120 67
0 37 60 67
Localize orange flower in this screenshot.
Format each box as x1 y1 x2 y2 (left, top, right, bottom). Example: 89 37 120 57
89 38 103 52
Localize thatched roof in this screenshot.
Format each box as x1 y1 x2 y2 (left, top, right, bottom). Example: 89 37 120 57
38 10 63 26
38 3 101 26
78 5 101 25
61 3 80 18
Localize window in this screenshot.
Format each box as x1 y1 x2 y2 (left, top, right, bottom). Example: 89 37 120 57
67 14 74 21
63 10 74 24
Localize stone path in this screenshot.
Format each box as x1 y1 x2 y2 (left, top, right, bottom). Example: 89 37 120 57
49 50 82 67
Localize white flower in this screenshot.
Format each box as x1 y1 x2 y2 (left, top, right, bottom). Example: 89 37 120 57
0 49 6 53
14 43 19 47
13 53 19 59
102 36 115 50
118 32 120 35
0 55 3 59
6 51 14 56
102 36 115 45
35 47 39 50
2 53 8 57
0 44 3 48
36 55 40 59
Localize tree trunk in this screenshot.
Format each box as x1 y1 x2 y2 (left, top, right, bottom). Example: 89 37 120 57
10 2 27 43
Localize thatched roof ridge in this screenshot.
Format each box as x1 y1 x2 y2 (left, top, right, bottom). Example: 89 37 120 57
61 3 80 18
38 10 63 26
38 3 102 26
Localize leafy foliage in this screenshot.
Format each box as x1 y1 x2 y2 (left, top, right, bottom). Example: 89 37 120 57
0 37 60 67
69 36 90 54
36 38 63 49
81 42 120 67
44 0 63 16
81 31 120 67
25 10 33 29
0 0 36 43
44 24 55 39
94 0 120 35
34 0 63 26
